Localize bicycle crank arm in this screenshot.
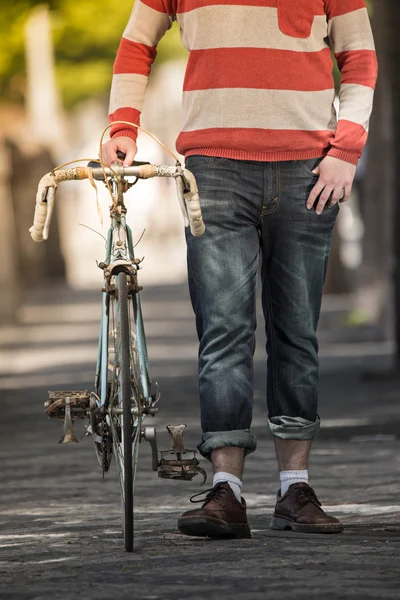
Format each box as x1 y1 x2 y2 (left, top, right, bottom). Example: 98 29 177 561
59 397 79 444
142 427 159 471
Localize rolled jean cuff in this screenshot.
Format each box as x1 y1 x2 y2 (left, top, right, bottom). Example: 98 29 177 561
198 429 257 461
267 415 321 440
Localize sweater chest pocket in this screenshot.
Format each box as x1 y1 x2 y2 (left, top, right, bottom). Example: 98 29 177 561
277 0 321 39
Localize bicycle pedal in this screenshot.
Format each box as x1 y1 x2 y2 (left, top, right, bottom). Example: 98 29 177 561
157 424 207 484
44 391 90 444
44 390 90 418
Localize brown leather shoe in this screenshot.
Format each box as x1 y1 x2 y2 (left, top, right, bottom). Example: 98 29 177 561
178 482 251 538
270 482 343 534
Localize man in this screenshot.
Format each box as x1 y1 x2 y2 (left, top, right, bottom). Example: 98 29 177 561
103 0 378 538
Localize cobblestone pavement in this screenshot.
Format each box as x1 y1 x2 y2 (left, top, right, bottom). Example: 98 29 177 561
1 284 400 600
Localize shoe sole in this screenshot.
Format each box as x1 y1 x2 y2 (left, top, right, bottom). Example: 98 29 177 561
178 516 251 539
270 515 343 534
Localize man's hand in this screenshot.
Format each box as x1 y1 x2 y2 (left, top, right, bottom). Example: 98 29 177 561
101 136 137 167
306 155 357 215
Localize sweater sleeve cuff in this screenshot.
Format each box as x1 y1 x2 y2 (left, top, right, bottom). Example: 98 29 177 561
327 148 360 166
110 126 138 142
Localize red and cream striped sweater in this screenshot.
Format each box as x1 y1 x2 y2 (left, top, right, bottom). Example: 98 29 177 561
109 0 378 165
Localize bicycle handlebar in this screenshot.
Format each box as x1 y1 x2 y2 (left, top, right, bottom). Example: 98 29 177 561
30 163 205 242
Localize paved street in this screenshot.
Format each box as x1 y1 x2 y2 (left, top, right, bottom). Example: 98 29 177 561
1 283 400 599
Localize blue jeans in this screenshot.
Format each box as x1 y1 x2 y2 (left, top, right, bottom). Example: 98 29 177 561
185 156 339 460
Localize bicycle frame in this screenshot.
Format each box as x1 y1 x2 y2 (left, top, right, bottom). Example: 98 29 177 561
94 181 152 414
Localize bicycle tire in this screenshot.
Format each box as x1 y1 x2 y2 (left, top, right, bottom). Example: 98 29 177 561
117 271 134 552
107 271 146 552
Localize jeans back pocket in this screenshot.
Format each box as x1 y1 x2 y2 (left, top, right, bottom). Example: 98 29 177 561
277 0 321 39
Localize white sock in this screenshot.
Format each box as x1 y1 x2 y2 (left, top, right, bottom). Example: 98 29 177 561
213 471 242 503
280 470 309 496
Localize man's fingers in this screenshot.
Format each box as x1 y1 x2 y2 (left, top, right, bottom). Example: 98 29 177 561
112 147 123 164
306 179 325 209
101 137 137 166
340 183 352 203
306 156 356 213
327 186 344 208
100 146 110 165
315 185 334 215
101 143 120 166
123 147 136 167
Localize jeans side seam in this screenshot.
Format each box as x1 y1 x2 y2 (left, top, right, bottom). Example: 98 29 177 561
265 276 279 416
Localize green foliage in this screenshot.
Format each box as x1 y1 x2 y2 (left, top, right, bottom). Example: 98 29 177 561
0 2 34 101
0 1 186 108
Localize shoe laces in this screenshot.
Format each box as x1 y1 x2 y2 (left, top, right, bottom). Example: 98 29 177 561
189 483 227 507
296 486 322 508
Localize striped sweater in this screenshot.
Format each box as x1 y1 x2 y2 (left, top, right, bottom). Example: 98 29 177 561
109 0 378 165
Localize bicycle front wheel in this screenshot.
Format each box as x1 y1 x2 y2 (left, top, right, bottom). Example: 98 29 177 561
113 271 134 552
120 272 135 552
109 270 147 552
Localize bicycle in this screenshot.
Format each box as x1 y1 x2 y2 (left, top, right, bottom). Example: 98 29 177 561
30 124 207 552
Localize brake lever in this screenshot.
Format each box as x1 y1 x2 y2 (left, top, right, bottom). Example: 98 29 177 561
116 150 150 167
175 175 190 228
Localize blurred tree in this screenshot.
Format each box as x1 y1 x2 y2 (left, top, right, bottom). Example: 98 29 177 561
0 1 186 108
361 0 400 364
357 2 391 331
382 0 400 365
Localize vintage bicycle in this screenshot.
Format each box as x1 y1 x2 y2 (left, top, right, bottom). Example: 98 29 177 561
30 124 207 552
